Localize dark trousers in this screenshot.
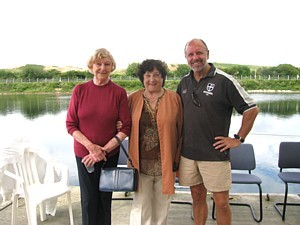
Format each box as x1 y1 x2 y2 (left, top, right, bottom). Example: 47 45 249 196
76 152 119 225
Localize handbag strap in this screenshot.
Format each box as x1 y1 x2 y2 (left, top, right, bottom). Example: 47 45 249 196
114 136 135 168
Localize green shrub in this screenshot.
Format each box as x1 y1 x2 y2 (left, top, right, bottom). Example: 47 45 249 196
1 79 299 93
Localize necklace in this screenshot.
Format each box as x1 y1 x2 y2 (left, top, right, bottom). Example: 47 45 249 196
143 89 165 123
144 97 159 123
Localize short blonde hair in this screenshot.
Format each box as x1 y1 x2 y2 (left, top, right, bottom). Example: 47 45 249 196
87 48 116 72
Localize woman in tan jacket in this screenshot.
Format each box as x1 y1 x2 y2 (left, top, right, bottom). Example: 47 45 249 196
128 59 183 225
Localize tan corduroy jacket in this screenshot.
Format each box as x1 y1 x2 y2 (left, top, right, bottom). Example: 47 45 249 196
128 89 183 194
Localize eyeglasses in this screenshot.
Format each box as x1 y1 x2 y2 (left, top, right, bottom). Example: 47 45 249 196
191 90 201 107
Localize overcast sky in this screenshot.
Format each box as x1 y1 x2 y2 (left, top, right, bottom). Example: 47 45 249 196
1 0 299 70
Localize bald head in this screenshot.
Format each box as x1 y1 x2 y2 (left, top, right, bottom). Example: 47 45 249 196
184 38 210 74
184 39 209 55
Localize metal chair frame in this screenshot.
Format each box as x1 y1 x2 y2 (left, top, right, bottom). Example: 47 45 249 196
171 177 193 220
274 142 300 221
212 143 263 222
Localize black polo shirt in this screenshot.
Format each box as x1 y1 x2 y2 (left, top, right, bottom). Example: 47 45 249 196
177 63 257 161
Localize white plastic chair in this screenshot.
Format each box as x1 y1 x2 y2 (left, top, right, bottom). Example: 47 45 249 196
5 147 74 225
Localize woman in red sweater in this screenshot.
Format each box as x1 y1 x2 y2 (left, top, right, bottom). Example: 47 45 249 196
66 48 131 225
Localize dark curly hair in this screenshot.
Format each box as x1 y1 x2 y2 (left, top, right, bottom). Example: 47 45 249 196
136 59 168 87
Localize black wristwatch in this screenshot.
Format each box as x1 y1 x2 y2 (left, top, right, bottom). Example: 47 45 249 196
234 134 245 143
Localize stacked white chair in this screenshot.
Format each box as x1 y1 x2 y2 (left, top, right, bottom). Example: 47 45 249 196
5 147 74 225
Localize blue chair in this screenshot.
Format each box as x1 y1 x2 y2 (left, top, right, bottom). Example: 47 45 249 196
274 142 300 221
212 143 263 222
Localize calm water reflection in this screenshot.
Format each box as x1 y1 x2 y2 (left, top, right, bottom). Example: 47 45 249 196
0 93 299 194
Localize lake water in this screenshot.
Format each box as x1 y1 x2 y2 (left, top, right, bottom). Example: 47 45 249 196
0 93 299 194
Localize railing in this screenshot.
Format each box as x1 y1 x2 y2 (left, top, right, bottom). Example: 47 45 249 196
0 74 299 83
0 77 88 83
0 77 138 83
236 74 299 80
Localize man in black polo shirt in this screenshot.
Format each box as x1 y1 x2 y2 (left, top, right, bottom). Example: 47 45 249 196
177 38 259 225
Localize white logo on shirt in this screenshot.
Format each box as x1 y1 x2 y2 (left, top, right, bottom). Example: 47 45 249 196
203 83 215 96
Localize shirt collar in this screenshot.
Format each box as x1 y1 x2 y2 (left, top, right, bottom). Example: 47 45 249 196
189 63 216 84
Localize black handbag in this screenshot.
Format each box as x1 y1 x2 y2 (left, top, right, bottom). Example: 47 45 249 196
99 136 138 192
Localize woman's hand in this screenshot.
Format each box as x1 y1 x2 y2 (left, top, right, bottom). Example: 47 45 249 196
82 143 107 166
82 150 107 167
116 120 123 131
86 143 101 154
173 162 179 172
81 154 96 167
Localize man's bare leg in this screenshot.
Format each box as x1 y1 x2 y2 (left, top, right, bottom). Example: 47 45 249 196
213 191 231 225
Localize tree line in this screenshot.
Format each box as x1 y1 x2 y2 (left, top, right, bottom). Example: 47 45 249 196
0 63 299 82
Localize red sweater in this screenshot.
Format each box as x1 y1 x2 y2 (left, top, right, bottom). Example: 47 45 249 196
66 80 131 158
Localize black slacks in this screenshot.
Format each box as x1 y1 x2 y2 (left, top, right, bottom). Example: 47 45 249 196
76 152 119 225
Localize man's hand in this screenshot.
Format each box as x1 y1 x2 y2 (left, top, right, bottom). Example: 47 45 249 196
213 136 241 152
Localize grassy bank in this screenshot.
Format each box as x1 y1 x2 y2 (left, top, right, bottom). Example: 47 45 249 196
0 79 299 94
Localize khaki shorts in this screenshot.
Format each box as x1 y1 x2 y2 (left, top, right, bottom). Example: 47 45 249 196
178 156 232 192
